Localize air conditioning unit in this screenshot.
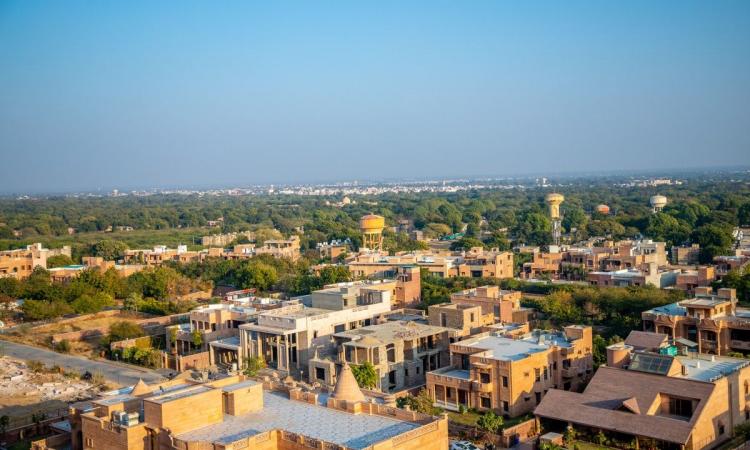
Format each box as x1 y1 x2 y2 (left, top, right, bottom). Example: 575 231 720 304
112 411 128 424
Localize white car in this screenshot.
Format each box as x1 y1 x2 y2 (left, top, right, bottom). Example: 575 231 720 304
450 441 481 450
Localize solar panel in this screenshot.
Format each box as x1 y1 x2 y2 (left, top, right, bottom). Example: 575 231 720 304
628 353 673 375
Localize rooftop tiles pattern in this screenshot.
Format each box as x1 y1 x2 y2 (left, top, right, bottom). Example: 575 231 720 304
175 391 419 449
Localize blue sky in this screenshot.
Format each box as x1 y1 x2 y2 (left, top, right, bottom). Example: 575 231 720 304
1 1 749 192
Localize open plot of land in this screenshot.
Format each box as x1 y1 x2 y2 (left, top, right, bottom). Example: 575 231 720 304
0 356 96 428
2 311 152 356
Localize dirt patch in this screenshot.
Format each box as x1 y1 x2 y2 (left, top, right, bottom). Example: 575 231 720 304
0 356 97 428
1 311 151 357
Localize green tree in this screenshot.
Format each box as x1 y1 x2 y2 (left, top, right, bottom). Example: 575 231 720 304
235 262 278 291
450 237 485 251
21 299 72 320
244 356 267 376
351 361 378 389
191 329 204 349
71 292 114 314
92 240 129 260
123 292 142 312
739 203 750 227
108 321 145 342
477 411 504 434
47 254 74 268
692 223 734 263
511 211 551 246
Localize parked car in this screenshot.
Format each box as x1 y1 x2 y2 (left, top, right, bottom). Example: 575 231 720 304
450 441 481 450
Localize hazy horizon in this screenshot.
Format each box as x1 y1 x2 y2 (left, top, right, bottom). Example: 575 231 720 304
2 1 749 193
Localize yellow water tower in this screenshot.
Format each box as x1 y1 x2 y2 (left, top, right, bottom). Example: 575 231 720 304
360 214 385 251
545 193 565 246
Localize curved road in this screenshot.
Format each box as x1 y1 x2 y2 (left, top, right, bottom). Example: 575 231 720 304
0 340 164 387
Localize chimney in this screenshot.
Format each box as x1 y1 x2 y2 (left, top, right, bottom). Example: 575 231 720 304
681 365 688 376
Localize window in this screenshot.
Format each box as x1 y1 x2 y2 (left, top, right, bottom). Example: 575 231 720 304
502 401 509 412
719 423 726 435
85 438 94 448
481 397 491 408
535 392 541 404
535 368 541 382
502 376 508 388
668 397 694 419
313 331 318 339
480 372 491 384
315 367 326 381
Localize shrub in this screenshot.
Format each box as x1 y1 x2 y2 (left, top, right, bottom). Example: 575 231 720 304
56 339 71 353
244 356 267 376
27 360 45 372
477 411 504 434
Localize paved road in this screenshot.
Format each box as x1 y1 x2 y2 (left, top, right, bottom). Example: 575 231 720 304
0 340 164 387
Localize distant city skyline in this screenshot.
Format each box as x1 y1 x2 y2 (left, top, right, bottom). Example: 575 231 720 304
1 1 749 193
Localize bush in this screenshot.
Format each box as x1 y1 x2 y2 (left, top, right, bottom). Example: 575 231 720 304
477 411 504 434
244 356 267 376
27 360 45 372
56 339 71 353
108 321 145 342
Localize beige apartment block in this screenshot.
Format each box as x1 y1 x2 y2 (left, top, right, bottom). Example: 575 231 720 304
642 287 750 356
347 248 513 280
537 348 750 450
36 371 448 450
428 303 485 339
122 245 203 266
427 326 593 418
0 243 71 279
522 239 668 280
310 321 452 393
449 286 526 324
240 281 394 378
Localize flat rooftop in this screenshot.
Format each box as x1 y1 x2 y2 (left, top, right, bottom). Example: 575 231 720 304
174 391 419 449
263 306 332 319
681 297 731 308
645 302 686 316
337 321 447 346
464 335 548 361
676 355 750 382
147 385 213 404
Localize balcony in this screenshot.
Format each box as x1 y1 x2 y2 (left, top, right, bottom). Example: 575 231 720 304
730 340 750 351
562 367 579 378
473 380 493 393
427 368 473 391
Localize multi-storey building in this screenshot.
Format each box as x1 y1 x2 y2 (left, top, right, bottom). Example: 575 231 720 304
587 263 679 288
642 287 750 356
428 303 486 340
675 266 716 294
200 230 255 247
221 236 301 261
239 281 394 378
522 239 668 280
714 255 750 278
536 348 750 450
449 286 527 324
48 256 145 283
35 371 448 450
0 243 71 279
347 248 513 279
122 245 203 266
308 321 451 392
426 325 593 417
316 239 351 261
672 243 701 265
